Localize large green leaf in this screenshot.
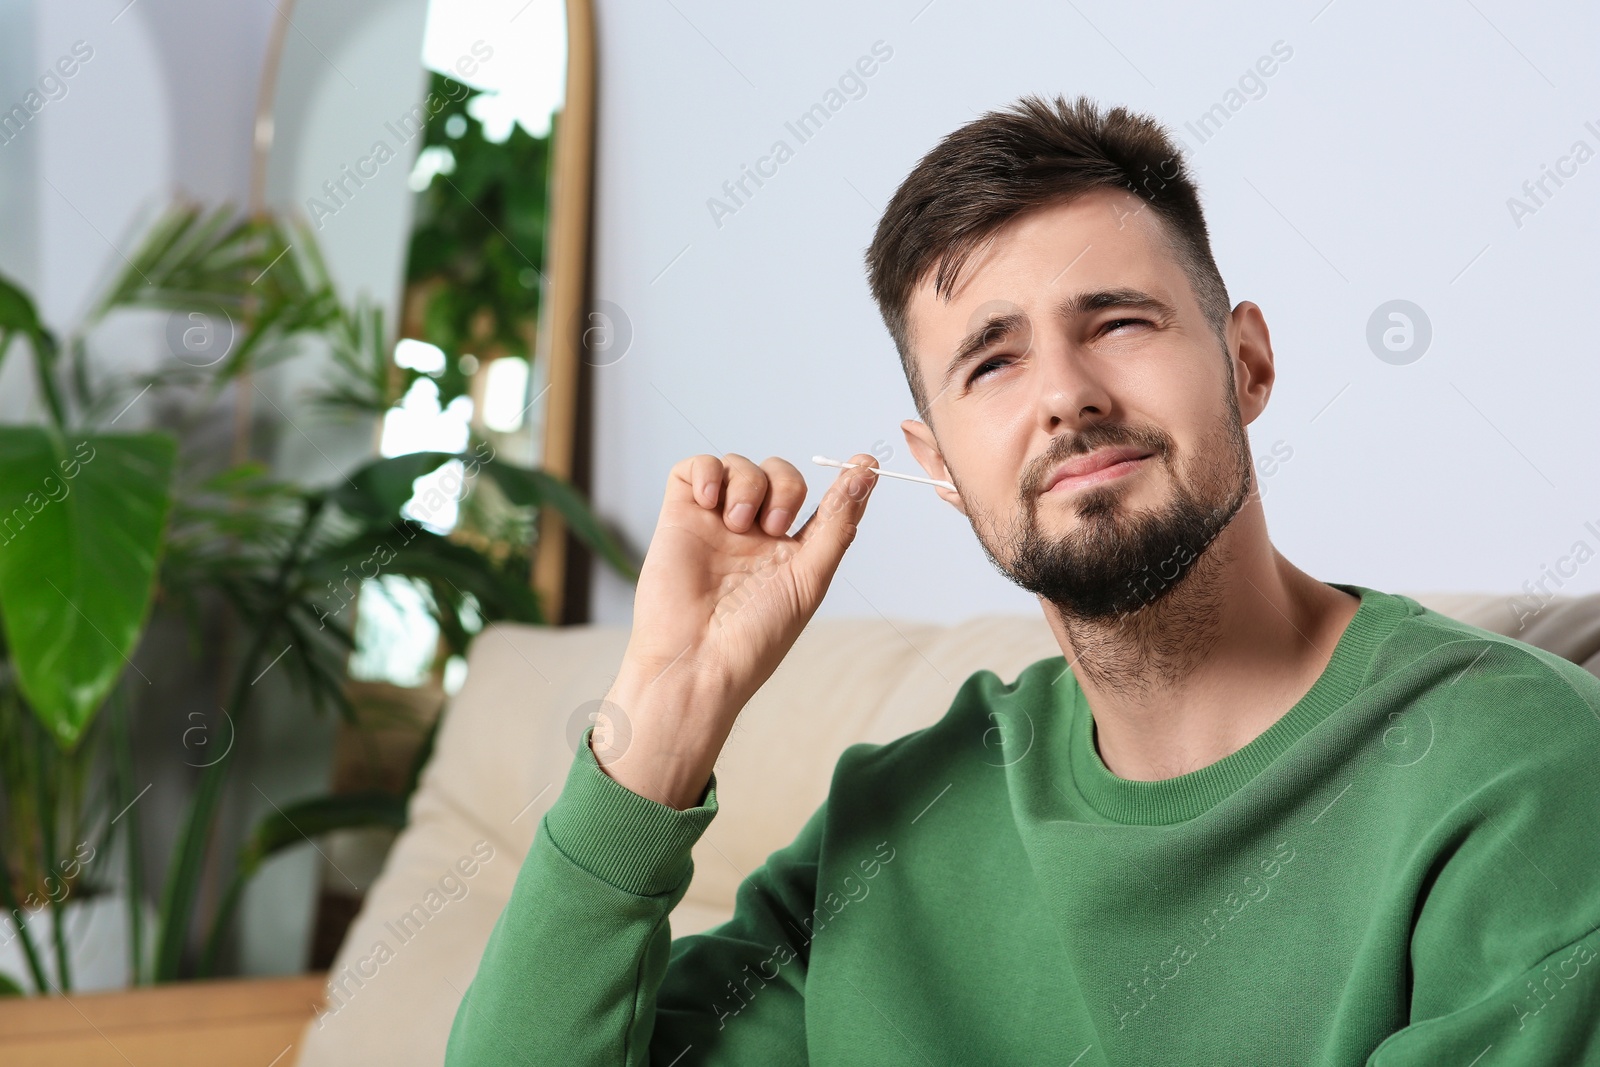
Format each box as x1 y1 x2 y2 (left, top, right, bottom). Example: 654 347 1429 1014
313 524 544 635
237 791 409 877
482 459 639 581
0 429 176 748
0 271 45 335
329 451 457 522
0 272 64 429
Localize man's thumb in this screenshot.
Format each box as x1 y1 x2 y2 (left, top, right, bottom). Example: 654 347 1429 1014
792 453 879 584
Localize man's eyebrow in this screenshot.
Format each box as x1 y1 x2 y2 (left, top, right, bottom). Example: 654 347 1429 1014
1056 287 1178 322
941 310 1029 392
938 288 1178 392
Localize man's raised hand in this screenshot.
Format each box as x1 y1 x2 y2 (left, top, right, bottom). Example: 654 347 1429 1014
596 452 880 808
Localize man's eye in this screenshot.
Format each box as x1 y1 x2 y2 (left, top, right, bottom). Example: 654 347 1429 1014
1101 317 1150 334
968 356 1010 384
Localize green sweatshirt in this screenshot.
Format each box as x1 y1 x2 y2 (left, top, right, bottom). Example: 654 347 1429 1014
445 583 1600 1065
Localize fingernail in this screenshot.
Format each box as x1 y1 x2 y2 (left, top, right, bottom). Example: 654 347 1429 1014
765 508 791 535
728 502 755 528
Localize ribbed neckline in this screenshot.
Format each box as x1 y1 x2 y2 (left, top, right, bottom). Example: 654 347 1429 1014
1066 583 1413 825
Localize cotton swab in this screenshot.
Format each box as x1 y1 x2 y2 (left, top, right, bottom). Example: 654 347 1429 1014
812 455 955 491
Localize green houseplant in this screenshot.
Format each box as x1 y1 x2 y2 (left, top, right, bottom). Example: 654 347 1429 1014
0 256 177 995
0 203 636 992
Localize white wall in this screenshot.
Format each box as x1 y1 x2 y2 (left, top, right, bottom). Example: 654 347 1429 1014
586 0 1600 627
0 0 38 313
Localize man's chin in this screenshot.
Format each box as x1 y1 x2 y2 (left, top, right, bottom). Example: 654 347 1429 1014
1001 520 1209 619
1030 503 1150 550
1035 481 1160 531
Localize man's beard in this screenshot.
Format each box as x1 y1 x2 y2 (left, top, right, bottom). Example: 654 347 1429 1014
966 392 1254 623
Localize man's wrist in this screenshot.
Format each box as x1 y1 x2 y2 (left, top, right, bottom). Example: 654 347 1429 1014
590 730 717 812
592 667 730 811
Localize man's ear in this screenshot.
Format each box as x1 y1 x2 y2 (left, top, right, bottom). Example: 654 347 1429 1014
1229 300 1275 427
901 418 965 515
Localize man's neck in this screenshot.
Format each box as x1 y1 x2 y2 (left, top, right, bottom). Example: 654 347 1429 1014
1041 510 1363 782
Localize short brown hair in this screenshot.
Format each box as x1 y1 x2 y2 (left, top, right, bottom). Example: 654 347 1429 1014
864 93 1231 420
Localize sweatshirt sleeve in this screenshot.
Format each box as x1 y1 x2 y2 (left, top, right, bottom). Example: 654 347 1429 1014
444 727 821 1065
1363 925 1600 1064
1366 670 1600 1065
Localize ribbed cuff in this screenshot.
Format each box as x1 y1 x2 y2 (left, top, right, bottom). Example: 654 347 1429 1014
543 727 719 897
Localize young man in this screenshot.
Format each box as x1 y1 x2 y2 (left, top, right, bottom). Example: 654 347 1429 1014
446 95 1600 1064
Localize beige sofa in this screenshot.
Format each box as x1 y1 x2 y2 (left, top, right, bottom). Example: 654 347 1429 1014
295 589 1600 1065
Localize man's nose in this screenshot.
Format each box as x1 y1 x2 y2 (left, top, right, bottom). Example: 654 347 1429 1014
1033 337 1113 432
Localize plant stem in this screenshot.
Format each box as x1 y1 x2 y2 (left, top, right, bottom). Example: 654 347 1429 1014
151 622 273 981
111 687 144 985
0 840 48 994
32 728 70 992
49 906 69 993
152 495 324 981
196 872 245 979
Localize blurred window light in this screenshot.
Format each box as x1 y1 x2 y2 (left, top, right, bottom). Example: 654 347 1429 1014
394 337 448 375
443 655 469 695
407 145 457 191
403 459 466 534
465 92 518 144
482 356 530 432
420 0 566 139
380 378 472 458
380 374 475 534
348 575 440 687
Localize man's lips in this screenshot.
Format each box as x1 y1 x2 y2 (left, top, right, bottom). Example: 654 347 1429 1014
1040 446 1156 495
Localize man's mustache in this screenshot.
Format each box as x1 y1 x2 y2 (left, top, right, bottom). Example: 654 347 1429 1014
1022 428 1168 499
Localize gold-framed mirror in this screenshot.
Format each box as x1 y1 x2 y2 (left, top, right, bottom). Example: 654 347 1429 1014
251 0 595 628
241 0 597 994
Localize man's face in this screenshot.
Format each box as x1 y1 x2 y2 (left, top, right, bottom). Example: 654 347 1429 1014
900 188 1259 622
